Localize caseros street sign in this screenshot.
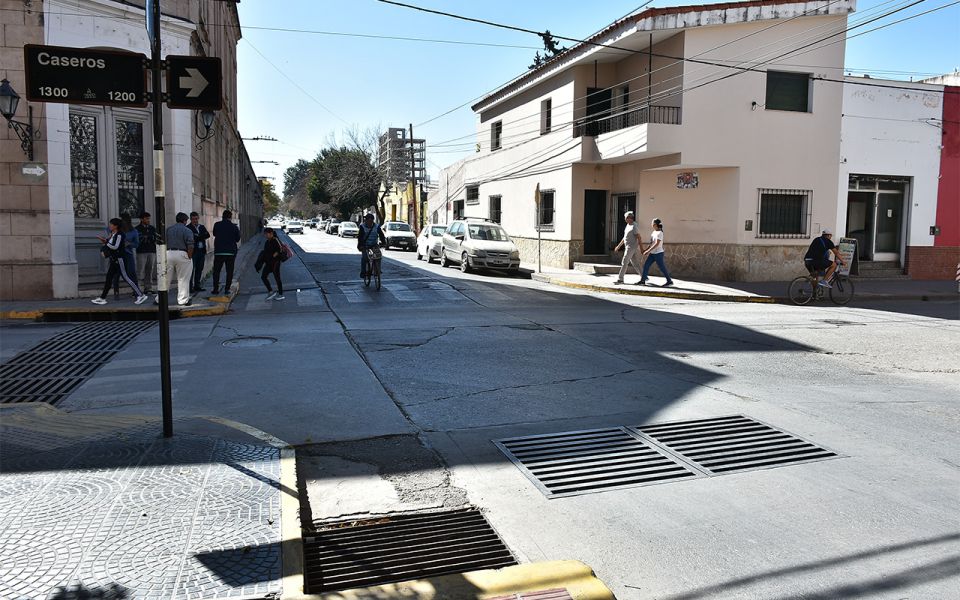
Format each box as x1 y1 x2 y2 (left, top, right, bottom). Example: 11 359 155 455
23 44 148 107
165 55 222 110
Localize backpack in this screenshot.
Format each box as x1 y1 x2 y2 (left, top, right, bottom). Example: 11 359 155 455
280 242 292 262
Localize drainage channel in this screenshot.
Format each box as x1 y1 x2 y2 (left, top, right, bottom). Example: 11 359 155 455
303 508 516 593
0 321 155 405
496 415 839 498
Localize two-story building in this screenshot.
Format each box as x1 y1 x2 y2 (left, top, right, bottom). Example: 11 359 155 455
429 0 956 281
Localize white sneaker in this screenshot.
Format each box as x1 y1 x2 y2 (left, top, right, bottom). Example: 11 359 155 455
817 280 832 289
265 291 277 300
91 297 107 305
135 294 149 305
274 294 285 301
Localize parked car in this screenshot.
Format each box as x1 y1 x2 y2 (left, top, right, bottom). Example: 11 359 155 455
417 224 447 263
440 218 521 273
338 221 359 238
286 219 304 234
307 218 317 229
326 219 341 234
383 221 417 251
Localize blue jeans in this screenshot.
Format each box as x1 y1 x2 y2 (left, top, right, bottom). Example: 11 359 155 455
641 252 673 283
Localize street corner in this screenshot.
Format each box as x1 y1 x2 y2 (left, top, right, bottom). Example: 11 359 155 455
531 273 777 304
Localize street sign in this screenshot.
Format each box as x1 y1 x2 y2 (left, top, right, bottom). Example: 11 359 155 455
165 55 222 110
21 163 47 181
23 44 148 107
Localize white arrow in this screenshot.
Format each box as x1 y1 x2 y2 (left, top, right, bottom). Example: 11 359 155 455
22 165 46 177
178 68 209 98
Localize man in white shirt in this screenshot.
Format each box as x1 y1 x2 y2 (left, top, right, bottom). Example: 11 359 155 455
613 211 643 284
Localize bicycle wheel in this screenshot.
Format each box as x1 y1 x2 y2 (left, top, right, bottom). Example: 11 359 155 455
788 276 815 306
374 260 381 291
363 257 371 287
830 276 854 305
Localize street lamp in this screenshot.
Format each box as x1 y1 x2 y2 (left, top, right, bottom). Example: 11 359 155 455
194 109 216 149
0 79 39 161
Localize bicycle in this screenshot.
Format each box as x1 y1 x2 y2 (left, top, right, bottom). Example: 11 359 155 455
788 261 854 306
363 246 382 290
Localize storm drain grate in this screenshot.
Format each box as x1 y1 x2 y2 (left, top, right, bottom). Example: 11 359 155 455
488 590 574 600
0 321 154 405
303 508 516 593
497 416 839 498
633 415 838 474
494 428 698 498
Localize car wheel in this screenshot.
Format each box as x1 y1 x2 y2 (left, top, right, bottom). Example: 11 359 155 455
426 251 435 264
460 253 472 273
416 249 423 260
439 251 449 268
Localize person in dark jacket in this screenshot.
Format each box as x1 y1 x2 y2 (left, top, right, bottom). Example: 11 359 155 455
110 216 139 299
94 218 148 305
257 227 285 301
211 210 242 295
136 211 158 293
188 211 210 292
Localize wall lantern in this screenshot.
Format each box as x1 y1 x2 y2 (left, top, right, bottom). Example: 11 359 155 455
0 79 40 161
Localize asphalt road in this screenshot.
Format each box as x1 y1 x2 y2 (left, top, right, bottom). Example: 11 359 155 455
17 226 959 599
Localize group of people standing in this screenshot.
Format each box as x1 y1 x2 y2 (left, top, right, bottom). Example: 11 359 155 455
93 210 241 306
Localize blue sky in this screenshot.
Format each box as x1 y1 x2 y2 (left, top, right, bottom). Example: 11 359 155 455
236 0 960 186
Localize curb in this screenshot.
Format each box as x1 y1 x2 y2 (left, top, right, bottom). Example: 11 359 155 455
532 274 777 304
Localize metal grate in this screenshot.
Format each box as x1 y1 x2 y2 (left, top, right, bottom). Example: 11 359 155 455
303 508 516 593
495 428 698 498
489 590 574 600
0 321 154 405
633 415 838 475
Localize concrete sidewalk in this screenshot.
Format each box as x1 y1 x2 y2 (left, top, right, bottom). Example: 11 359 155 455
0 403 285 599
527 263 959 303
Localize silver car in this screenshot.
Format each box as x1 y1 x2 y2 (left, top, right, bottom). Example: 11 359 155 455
417 224 447 263
440 219 521 273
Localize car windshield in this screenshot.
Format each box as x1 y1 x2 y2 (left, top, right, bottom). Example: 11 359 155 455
430 226 447 236
467 224 509 241
387 223 411 232
342 222 357 229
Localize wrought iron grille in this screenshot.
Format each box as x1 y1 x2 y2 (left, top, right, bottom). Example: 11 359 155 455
70 113 100 220
574 105 682 137
116 120 146 220
757 188 811 239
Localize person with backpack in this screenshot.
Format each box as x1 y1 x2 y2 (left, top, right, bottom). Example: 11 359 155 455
258 227 285 300
93 218 149 305
357 214 386 279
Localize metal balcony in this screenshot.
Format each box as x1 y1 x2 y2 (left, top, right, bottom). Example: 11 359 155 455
574 105 682 137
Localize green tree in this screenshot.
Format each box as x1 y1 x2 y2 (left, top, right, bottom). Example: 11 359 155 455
308 146 380 219
282 159 317 217
260 179 281 216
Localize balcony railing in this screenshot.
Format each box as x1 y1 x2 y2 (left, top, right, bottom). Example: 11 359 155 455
573 105 682 137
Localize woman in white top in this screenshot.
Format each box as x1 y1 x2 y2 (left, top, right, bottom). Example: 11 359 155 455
639 218 674 287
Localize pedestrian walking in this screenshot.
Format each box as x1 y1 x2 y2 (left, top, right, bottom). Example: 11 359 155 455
211 209 241 295
92 218 148 305
188 212 210 292
136 211 158 293
613 211 643 285
256 227 285 301
639 218 675 287
164 212 195 306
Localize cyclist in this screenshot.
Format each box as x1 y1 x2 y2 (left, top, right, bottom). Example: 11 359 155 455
804 228 846 288
357 213 386 278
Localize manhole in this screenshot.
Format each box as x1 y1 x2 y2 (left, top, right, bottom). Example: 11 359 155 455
303 508 516 593
494 428 698 498
496 416 839 498
633 415 838 474
0 321 154 405
222 336 277 348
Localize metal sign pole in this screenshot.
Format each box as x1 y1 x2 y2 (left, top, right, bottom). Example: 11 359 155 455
149 0 174 438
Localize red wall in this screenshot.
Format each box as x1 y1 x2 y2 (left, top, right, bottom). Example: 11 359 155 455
935 86 960 247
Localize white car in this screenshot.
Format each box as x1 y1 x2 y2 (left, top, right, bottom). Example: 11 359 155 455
382 221 417 251
338 221 359 237
417 225 447 263
286 220 304 234
440 219 521 273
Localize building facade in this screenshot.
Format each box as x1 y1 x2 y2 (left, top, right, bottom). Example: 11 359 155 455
0 0 262 300
428 0 957 281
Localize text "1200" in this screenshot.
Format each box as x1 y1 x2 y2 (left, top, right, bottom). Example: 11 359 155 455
108 91 138 102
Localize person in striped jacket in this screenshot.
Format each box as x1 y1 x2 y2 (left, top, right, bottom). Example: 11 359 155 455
93 218 149 305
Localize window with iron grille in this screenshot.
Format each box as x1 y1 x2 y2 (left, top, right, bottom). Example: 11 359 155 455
489 195 502 223
757 189 811 238
765 71 811 112
466 185 480 205
537 190 555 231
491 121 503 150
540 99 552 135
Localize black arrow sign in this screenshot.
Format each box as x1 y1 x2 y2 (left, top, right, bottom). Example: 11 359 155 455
165 55 222 110
23 44 148 107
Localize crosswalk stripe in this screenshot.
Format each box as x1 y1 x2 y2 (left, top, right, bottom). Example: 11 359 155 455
296 289 325 306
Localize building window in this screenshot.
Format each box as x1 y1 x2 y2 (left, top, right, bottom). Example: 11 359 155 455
757 188 811 238
489 195 502 223
491 120 502 151
115 120 146 220
765 71 811 112
540 99 552 134
537 190 555 231
453 200 465 219
70 113 100 219
466 185 480 205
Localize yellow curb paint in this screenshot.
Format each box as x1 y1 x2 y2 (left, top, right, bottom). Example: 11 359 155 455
0 310 42 320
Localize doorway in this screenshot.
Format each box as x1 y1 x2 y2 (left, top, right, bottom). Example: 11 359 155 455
845 176 908 263
583 190 607 255
585 88 613 136
613 193 637 247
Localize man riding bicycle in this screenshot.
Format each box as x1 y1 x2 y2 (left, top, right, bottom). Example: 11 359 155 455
804 228 846 288
358 213 386 278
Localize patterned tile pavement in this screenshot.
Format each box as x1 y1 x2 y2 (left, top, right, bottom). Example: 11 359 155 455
0 405 282 600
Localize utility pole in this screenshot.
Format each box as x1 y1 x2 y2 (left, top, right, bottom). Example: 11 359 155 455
149 0 174 438
408 123 420 235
